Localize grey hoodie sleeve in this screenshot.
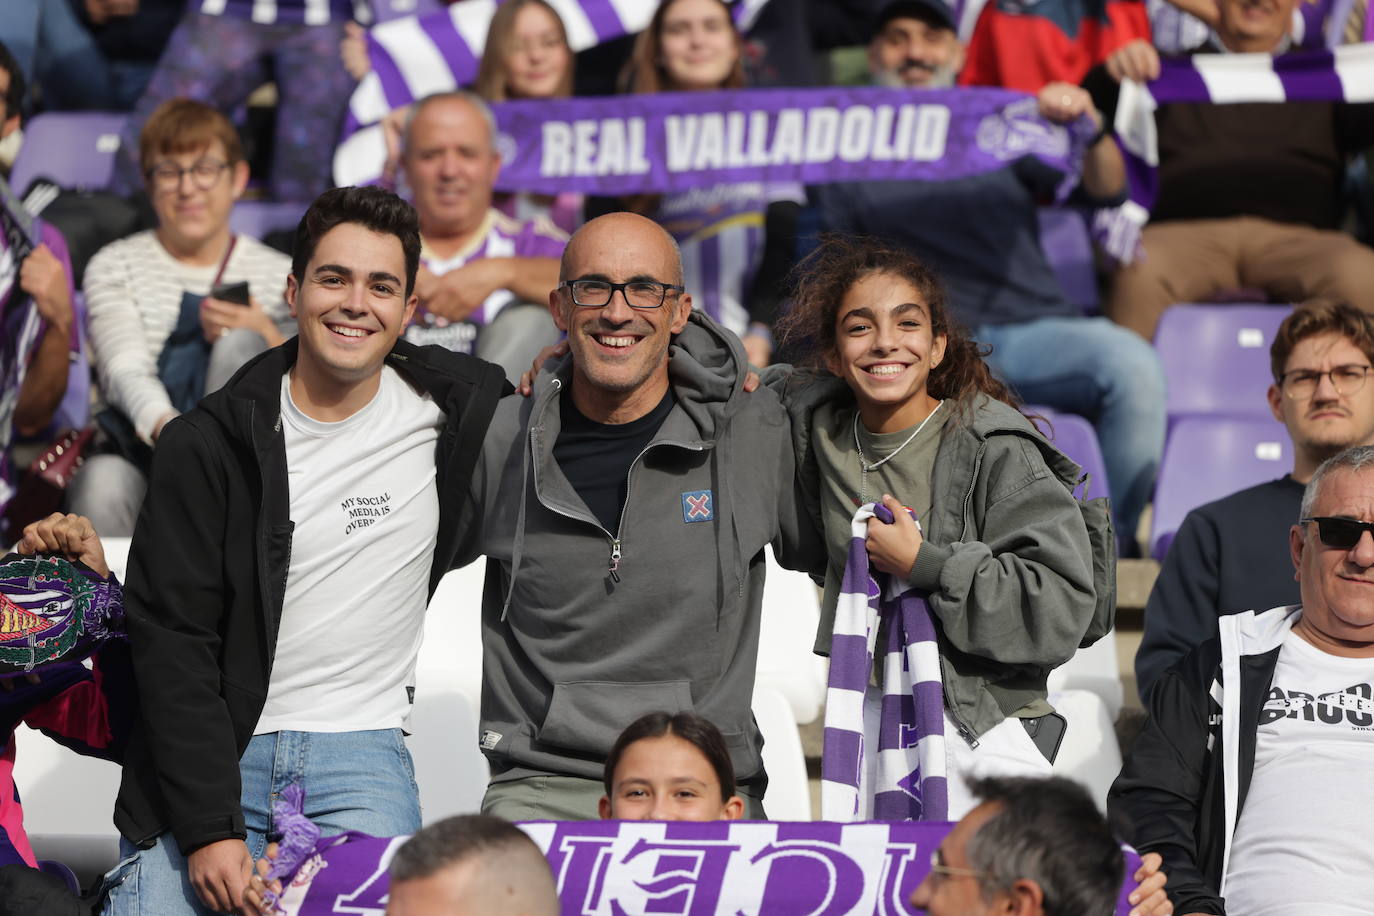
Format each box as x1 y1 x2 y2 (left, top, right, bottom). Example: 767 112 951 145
907 435 1096 669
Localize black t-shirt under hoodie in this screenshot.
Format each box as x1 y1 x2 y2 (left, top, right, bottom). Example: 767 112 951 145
554 387 676 534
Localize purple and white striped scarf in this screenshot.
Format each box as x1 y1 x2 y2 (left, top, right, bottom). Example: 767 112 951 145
0 176 40 518
1099 42 1374 263
821 503 948 823
338 0 765 158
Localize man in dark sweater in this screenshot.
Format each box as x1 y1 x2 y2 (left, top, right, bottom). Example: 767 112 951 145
817 0 1167 548
1084 0 1374 340
1137 301 1374 700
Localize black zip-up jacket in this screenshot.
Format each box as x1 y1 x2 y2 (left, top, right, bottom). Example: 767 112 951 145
1108 606 1294 915
113 338 509 854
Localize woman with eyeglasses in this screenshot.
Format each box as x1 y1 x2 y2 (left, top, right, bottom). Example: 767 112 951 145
586 0 800 367
69 99 294 538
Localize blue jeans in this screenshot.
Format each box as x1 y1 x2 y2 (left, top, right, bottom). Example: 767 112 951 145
102 729 421 916
974 317 1166 545
0 0 123 109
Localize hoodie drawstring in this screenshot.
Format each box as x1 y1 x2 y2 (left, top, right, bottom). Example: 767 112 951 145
502 382 554 620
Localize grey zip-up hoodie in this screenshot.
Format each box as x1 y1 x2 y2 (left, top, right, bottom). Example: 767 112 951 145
454 311 825 788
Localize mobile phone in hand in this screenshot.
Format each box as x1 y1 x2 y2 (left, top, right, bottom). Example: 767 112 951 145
210 281 251 306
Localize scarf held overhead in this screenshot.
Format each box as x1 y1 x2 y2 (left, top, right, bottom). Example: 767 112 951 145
1099 43 1374 262
822 502 948 823
342 0 769 140
335 85 1095 196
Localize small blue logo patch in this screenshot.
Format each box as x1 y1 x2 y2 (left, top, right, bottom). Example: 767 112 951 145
682 489 714 523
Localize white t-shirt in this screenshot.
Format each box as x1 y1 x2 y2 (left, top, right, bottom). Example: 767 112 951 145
1223 627 1374 915
255 366 443 734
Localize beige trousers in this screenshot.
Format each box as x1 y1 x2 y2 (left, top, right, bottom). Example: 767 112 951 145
1107 216 1374 339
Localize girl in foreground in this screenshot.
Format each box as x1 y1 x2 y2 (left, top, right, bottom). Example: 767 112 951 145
600 712 745 821
776 236 1098 820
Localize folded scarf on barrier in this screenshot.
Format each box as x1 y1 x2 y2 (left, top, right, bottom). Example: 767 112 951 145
258 787 1143 915
335 84 1097 198
821 502 947 823
1097 42 1374 263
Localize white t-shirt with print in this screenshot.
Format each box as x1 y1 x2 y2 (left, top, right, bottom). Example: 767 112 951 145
255 365 443 735
1224 626 1374 915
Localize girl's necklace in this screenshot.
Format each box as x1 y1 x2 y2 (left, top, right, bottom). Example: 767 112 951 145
853 400 943 504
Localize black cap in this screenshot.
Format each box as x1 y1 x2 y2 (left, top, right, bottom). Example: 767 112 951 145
871 0 958 37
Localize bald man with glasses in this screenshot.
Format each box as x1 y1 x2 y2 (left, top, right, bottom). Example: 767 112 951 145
449 211 823 821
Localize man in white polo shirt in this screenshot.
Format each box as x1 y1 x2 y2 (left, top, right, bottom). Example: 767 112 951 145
400 91 565 382
104 187 508 916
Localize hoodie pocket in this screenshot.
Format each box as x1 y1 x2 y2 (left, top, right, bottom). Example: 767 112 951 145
538 680 694 754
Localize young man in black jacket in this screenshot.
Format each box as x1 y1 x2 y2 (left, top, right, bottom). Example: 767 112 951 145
103 187 509 916
1112 444 1374 915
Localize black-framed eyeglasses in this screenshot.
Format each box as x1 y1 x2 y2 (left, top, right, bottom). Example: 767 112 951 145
928 847 991 882
145 159 231 192
558 279 684 310
1301 516 1374 550
1279 365 1373 400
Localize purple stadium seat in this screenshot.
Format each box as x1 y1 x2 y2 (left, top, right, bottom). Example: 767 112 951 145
1025 405 1110 501
1037 208 1098 313
371 0 446 23
10 112 127 195
1154 303 1291 429
1149 416 1291 559
229 200 309 241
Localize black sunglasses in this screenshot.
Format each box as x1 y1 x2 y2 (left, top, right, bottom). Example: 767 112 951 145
1302 516 1374 550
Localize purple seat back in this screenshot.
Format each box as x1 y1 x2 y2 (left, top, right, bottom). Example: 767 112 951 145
1154 304 1291 429
10 112 127 195
370 0 446 23
1150 416 1291 559
1036 208 1098 313
1026 405 1109 501
229 200 310 242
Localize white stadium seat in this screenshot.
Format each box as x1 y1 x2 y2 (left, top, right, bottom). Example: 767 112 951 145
12 726 123 881
1048 689 1124 812
1047 630 1124 723
756 549 828 726
751 686 811 820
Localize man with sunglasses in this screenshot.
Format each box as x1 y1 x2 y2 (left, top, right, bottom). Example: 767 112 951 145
452 211 821 820
1112 444 1374 915
1137 302 1374 700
